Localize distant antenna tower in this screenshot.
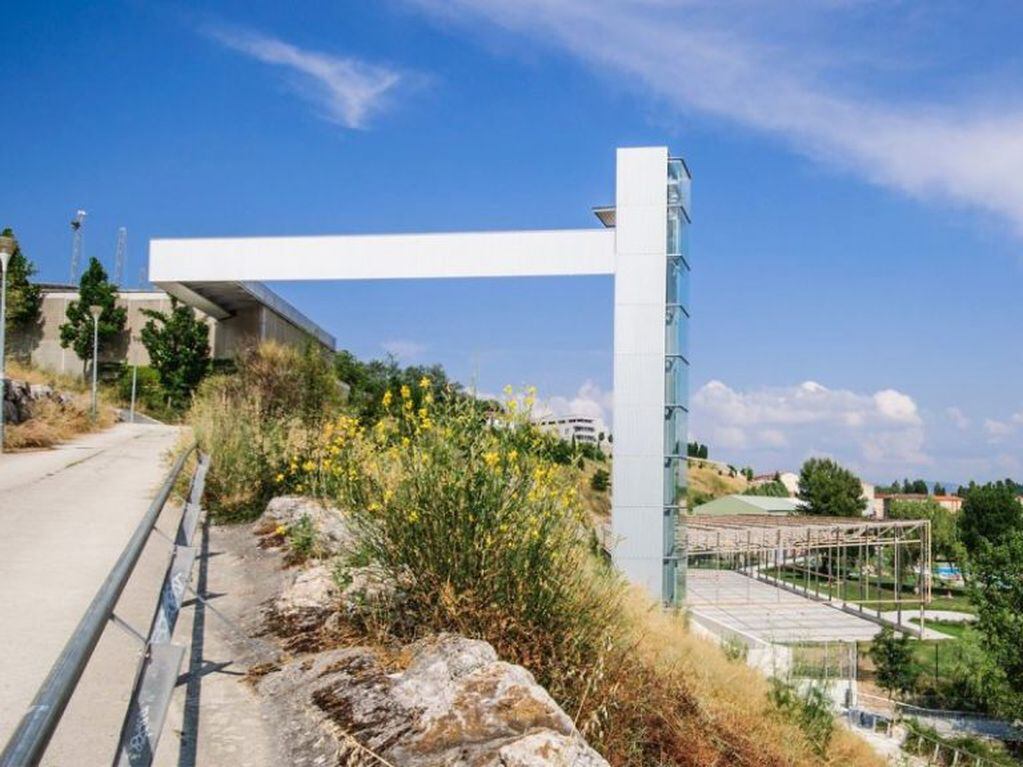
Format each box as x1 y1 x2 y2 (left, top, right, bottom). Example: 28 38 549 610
113 227 127 285
70 209 87 283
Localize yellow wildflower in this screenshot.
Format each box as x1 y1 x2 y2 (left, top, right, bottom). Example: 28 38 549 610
382 390 393 408
302 460 316 473
418 375 431 389
274 524 287 536
407 510 420 523
483 451 500 469
274 473 284 483
400 384 412 400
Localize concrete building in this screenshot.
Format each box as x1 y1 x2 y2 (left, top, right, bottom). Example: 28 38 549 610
693 494 804 517
11 282 334 376
535 414 609 448
149 146 691 605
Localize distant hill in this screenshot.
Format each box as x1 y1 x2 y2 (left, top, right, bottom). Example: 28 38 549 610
687 457 749 507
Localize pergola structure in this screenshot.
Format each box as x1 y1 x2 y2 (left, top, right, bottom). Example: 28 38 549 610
682 515 932 633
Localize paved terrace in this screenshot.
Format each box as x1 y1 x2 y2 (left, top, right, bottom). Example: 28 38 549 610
686 569 888 644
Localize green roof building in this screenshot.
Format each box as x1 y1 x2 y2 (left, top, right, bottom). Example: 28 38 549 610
692 494 804 517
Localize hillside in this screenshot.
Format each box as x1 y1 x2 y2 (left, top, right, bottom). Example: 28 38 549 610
688 457 750 506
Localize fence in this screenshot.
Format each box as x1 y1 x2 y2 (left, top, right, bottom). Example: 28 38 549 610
0 448 209 767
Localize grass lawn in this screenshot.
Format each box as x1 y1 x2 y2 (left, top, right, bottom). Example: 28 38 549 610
771 566 975 613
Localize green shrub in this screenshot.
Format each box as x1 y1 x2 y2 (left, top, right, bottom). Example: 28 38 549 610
189 342 344 520
768 679 835 756
117 365 179 422
590 468 610 492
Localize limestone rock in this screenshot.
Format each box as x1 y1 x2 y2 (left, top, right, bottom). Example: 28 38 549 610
259 634 609 766
267 564 339 643
257 496 353 556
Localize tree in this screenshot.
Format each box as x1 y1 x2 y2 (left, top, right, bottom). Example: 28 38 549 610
887 498 958 561
59 257 126 367
590 468 609 492
745 480 790 498
869 626 918 698
958 483 1023 554
1 227 42 337
797 457 867 517
964 530 1023 718
933 482 947 496
139 298 211 409
334 349 460 423
698 443 708 459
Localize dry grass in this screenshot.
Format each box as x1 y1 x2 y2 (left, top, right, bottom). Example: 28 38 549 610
689 458 749 500
3 360 116 450
600 591 884 766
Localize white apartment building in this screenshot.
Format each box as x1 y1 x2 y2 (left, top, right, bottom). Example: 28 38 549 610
536 414 610 448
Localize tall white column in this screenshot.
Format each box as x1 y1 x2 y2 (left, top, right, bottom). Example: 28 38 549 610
611 147 670 599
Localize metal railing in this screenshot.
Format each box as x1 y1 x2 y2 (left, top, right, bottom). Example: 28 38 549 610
0 447 208 767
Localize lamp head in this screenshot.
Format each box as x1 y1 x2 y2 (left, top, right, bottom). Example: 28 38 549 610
0 235 15 272
89 304 103 321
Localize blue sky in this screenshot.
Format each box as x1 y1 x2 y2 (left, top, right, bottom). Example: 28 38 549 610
3 1 1023 484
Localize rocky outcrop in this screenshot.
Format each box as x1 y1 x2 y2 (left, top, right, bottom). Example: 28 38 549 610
258 635 609 767
266 564 340 646
2 378 74 425
256 495 353 557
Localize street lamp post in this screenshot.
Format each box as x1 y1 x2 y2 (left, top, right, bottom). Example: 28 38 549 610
89 305 102 420
0 235 15 454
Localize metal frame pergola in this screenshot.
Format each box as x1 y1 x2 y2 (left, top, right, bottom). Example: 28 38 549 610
681 515 932 635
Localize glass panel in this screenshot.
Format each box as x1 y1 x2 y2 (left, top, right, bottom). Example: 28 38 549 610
667 206 688 256
664 405 687 456
665 305 689 359
664 356 689 407
666 256 690 309
668 159 692 214
663 454 687 506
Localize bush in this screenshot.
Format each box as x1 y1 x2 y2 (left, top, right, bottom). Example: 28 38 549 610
590 468 610 492
117 365 179 422
189 342 344 520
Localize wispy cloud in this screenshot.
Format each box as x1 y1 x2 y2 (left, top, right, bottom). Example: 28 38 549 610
204 25 405 128
409 0 1023 235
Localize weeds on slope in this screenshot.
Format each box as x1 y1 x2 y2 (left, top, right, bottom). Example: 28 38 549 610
267 380 881 767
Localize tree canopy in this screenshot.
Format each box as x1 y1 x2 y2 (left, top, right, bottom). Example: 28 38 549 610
335 349 462 423
59 257 126 363
869 626 918 698
797 457 867 517
140 298 211 409
887 498 958 560
958 483 1023 553
1 227 42 336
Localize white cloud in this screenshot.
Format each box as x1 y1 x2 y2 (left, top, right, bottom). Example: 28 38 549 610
691 379 929 470
946 406 971 430
873 389 921 424
984 418 1013 441
205 25 405 128
409 0 1023 235
538 380 612 427
1012 411 1023 425
381 339 427 360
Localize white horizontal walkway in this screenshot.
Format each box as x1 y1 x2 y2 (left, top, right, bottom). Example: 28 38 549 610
686 569 887 644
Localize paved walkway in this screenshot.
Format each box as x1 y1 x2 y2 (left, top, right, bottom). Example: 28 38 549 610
0 425 181 757
687 569 889 643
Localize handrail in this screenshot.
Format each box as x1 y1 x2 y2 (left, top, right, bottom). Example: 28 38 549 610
0 446 196 767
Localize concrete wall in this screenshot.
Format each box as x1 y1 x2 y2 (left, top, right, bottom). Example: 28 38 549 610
12 290 327 376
